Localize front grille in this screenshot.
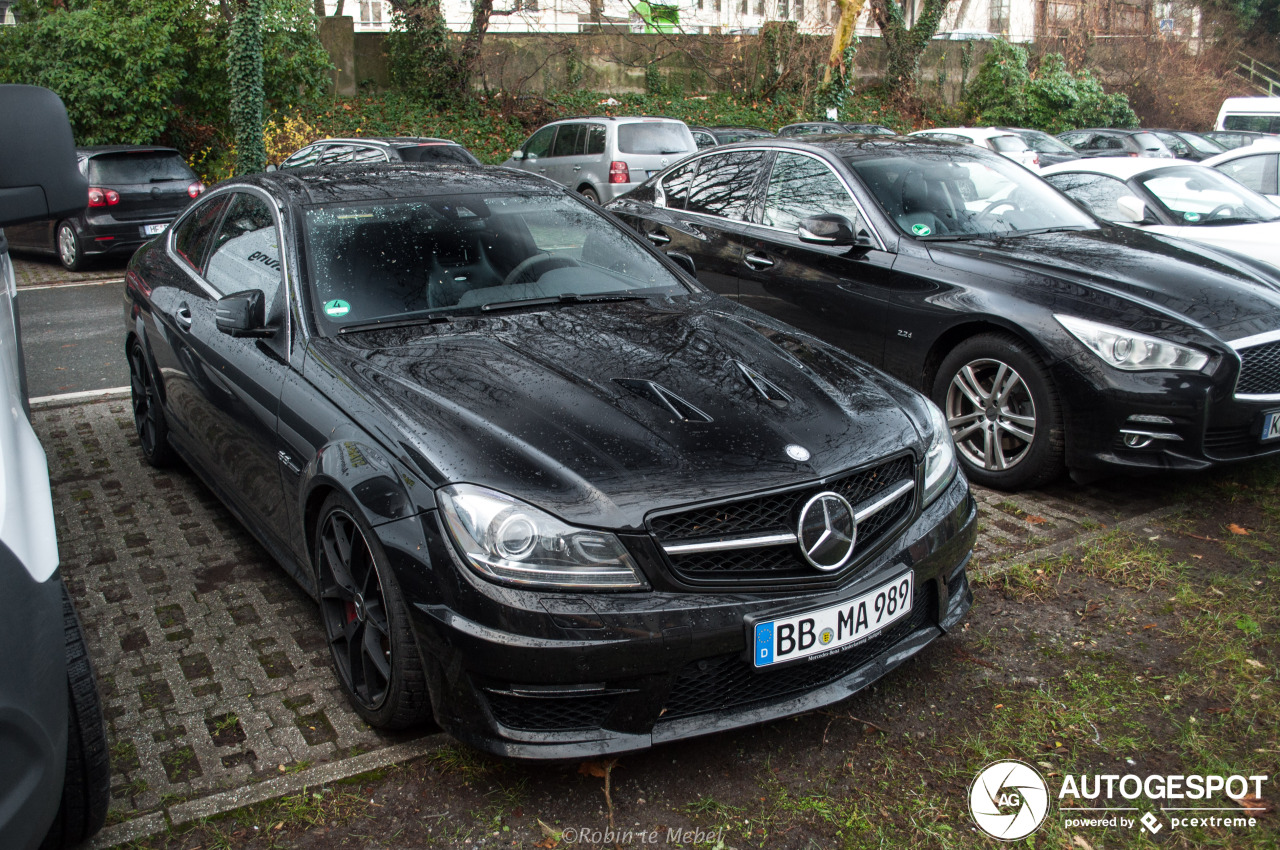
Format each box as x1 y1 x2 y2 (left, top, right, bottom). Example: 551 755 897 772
485 691 617 732
662 583 936 720
650 455 916 587
1236 340 1280 396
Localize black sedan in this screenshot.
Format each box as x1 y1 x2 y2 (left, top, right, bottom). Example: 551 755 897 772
122 164 974 758
606 136 1280 490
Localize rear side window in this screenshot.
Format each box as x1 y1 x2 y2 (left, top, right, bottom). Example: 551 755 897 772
171 195 230 274
585 125 606 155
685 151 765 219
396 144 480 165
88 152 194 185
617 123 691 155
205 192 282 303
763 152 862 231
282 145 325 168
1214 153 1277 195
660 161 698 210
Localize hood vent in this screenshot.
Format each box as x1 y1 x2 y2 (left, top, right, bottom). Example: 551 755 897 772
615 379 713 423
732 360 792 406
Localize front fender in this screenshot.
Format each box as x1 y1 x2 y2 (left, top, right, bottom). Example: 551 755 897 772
298 432 436 538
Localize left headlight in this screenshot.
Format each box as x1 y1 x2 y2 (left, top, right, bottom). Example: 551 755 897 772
922 400 958 507
1056 315 1209 372
437 483 647 591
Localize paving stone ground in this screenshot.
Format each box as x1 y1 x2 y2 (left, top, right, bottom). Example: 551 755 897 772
11 252 127 287
34 398 1177 829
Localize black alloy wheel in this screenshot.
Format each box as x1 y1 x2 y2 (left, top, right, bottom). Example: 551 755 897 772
128 341 175 467
933 333 1064 491
314 493 431 729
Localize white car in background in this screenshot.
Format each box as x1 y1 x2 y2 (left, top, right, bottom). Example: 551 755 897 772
1041 157 1280 268
1202 138 1280 205
908 127 1040 169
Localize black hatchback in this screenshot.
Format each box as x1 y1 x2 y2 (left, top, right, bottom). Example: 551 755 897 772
3 145 202 270
607 136 1280 490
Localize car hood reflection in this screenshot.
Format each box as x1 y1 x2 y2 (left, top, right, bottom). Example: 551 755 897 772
307 294 922 531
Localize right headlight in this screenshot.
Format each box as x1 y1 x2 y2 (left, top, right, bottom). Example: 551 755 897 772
1055 315 1209 372
922 400 958 507
436 483 646 591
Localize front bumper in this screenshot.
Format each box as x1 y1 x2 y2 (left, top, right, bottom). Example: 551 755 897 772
382 473 976 760
1052 353 1280 474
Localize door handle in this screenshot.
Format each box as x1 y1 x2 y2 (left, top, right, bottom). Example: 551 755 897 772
175 303 193 331
744 252 775 270
646 230 671 245
573 165 583 172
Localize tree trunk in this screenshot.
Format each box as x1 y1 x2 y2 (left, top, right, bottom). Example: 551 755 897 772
825 0 867 85
459 0 496 83
229 0 266 175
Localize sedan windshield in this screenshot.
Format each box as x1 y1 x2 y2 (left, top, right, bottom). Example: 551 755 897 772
303 192 685 331
847 151 1096 238
1137 166 1280 225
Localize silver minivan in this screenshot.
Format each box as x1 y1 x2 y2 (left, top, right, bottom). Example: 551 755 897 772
502 116 697 203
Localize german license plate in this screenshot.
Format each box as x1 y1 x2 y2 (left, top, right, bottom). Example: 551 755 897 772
142 223 167 236
1263 410 1280 442
752 571 913 668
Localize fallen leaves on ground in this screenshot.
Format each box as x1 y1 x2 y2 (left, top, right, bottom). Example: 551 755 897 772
1228 523 1251 535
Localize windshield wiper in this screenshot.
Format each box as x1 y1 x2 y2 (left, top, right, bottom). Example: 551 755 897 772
337 313 454 334
917 233 983 241
1197 216 1266 226
478 293 648 313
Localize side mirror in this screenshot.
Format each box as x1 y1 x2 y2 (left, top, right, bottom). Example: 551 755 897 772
215 290 271 337
1115 195 1153 224
0 86 87 227
799 214 873 249
510 150 525 160
667 251 696 276
265 163 278 173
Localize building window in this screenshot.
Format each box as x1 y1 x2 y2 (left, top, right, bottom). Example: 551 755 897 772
989 0 1010 33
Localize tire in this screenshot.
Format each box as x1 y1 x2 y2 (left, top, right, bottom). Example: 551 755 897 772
128 340 176 467
578 186 600 204
56 221 84 272
931 332 1064 491
314 492 432 729
40 583 109 850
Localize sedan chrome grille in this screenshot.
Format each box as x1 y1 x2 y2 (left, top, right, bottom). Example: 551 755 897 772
647 455 917 587
1235 339 1280 397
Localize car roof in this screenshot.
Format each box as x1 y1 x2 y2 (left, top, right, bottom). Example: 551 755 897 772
711 134 976 160
913 127 1010 141
1067 128 1148 136
234 163 561 206
1040 157 1191 179
708 125 771 133
545 116 686 124
77 144 181 156
314 136 462 148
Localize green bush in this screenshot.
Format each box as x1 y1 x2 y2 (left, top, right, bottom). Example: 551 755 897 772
966 39 1137 132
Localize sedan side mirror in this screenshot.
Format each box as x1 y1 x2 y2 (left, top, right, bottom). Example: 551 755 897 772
216 290 272 337
265 163 278 173
1115 195 1155 224
798 214 874 249
511 150 525 160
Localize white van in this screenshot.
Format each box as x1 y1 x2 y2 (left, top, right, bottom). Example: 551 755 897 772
1215 96 1280 133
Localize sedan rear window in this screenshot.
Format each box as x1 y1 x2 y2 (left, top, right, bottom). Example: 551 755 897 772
88 152 195 185
394 144 480 165
617 123 691 155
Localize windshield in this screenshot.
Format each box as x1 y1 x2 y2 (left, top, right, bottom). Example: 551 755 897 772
1179 133 1225 155
88 152 195 184
1013 130 1074 154
1137 166 1280 225
617 123 692 155
847 151 1096 238
303 192 685 331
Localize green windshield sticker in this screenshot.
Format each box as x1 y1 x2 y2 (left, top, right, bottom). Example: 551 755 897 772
911 223 932 236
324 299 351 318
1183 212 1201 222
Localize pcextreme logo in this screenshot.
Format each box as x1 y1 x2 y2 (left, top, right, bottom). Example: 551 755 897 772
969 762 1270 840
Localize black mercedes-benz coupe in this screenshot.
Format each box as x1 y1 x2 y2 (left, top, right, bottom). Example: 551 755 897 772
122 164 974 758
606 136 1280 491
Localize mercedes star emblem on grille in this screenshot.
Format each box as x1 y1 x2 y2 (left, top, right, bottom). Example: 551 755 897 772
785 444 811 461
797 491 857 571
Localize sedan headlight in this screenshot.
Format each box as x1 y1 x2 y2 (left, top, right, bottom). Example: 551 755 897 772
922 400 958 507
437 483 646 590
1056 315 1209 372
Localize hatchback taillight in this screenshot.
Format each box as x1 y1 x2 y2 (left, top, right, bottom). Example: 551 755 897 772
188 182 204 199
609 161 630 184
88 187 120 207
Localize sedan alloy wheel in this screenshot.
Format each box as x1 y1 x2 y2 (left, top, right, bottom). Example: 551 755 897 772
128 341 174 467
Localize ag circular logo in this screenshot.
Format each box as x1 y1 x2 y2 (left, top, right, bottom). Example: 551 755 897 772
785 444 810 462
796 491 856 571
969 760 1050 841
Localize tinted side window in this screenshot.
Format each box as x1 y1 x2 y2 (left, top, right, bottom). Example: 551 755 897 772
1223 115 1280 133
205 193 282 302
1059 133 1088 149
1087 136 1123 151
317 145 356 165
172 195 231 273
585 124 606 155
551 124 583 157
693 131 716 149
349 146 388 163
1215 154 1276 195
661 161 698 210
524 126 557 158
685 151 765 220
763 153 862 231
282 145 324 168
1044 173 1134 221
